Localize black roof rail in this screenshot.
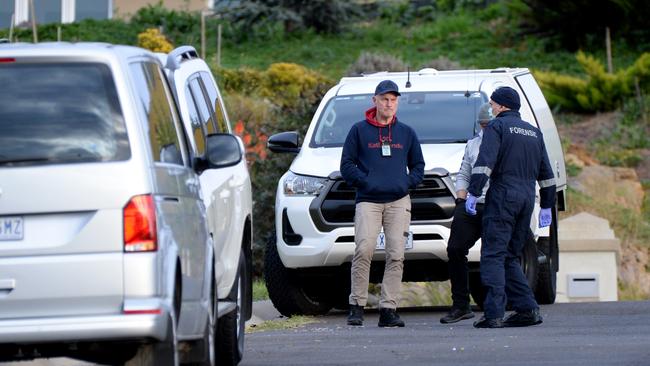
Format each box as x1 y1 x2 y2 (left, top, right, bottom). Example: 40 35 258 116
166 45 199 71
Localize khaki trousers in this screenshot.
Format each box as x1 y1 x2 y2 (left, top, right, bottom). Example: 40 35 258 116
349 195 411 309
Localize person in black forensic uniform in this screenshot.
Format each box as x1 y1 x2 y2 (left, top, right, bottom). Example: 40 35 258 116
465 86 556 328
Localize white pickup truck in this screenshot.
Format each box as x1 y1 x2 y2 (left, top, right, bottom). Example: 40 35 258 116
266 68 566 316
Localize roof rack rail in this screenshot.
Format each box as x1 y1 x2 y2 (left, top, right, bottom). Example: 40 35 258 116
361 71 389 77
490 67 509 73
166 45 199 71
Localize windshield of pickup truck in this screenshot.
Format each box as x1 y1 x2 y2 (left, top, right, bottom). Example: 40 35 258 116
310 91 487 147
0 62 129 166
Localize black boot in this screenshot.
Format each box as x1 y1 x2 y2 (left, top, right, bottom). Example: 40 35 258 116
503 309 543 327
378 308 405 327
473 316 504 328
440 307 475 324
347 305 364 326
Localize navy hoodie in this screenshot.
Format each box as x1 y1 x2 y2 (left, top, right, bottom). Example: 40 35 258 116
340 107 425 203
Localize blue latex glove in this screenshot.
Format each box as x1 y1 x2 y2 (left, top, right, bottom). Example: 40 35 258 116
539 208 552 228
465 194 477 216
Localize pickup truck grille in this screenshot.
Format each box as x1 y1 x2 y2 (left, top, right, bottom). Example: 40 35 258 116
309 175 456 231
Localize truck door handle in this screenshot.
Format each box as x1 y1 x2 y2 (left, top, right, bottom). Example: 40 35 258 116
0 279 16 296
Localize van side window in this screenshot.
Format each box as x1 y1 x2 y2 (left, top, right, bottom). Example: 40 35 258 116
200 72 230 133
189 78 218 136
130 62 184 165
184 84 207 156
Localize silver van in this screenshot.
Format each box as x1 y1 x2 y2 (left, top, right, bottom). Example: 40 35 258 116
0 43 240 365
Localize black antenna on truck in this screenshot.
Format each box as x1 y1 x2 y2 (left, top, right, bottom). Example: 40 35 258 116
405 66 412 88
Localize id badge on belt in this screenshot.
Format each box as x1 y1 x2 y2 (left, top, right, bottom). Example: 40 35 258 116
381 141 391 157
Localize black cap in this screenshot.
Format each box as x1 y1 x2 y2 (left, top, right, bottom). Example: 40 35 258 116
491 86 520 110
374 80 401 96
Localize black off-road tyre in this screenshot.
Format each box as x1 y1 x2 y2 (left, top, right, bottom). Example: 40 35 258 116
522 232 539 293
535 207 558 304
217 253 249 366
264 232 332 316
186 263 217 366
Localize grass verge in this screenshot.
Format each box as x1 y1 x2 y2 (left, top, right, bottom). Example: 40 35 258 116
252 279 269 301
246 315 317 333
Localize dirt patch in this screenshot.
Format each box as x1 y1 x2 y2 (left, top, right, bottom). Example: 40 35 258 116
558 111 649 182
557 111 621 146
635 149 650 182
559 111 649 298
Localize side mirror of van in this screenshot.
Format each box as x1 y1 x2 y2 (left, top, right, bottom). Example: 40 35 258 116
268 131 300 154
205 133 243 169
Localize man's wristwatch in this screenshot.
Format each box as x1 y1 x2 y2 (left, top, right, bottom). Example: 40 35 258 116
455 197 466 205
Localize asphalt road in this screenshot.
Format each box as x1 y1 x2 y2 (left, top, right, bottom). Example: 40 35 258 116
241 301 650 366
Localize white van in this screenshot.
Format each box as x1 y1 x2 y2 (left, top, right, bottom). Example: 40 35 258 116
266 68 566 315
0 43 241 366
160 46 254 366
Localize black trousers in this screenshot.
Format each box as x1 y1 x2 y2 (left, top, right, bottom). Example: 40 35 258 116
447 200 484 310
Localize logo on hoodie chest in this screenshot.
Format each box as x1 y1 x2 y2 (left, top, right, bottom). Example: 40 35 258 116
368 142 404 149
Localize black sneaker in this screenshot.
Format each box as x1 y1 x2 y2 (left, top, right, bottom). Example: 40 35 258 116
440 308 475 324
473 316 504 328
503 309 543 327
347 305 364 326
378 308 405 327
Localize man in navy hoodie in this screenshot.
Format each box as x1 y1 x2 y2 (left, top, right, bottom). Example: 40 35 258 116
341 80 425 327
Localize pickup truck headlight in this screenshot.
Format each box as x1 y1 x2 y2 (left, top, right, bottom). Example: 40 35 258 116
283 172 326 196
450 172 458 183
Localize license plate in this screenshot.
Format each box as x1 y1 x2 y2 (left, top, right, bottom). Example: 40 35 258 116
376 230 413 250
0 216 23 240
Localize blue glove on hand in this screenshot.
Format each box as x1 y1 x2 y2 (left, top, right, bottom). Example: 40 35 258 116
465 194 477 216
539 208 552 228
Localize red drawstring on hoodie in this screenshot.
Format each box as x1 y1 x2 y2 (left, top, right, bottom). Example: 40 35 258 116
365 107 394 143
379 124 392 143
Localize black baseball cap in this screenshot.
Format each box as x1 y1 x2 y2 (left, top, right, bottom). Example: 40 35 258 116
374 80 401 96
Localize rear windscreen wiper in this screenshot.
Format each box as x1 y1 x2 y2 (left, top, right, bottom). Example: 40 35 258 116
0 157 53 166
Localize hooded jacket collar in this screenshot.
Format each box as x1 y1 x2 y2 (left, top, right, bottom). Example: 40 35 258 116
365 107 396 127
496 110 521 118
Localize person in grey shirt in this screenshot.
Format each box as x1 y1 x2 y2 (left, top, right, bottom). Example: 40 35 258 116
440 103 491 324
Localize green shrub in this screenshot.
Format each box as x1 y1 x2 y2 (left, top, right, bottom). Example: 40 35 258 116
378 0 436 25
534 70 588 111
215 62 332 111
260 63 329 109
346 51 407 76
214 66 265 96
214 0 361 41
137 28 173 53
1 18 141 44
590 94 649 169
594 146 642 168
215 63 333 276
418 56 463 70
534 51 650 112
130 3 201 47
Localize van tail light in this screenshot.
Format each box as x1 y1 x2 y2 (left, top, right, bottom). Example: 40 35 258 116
123 195 157 252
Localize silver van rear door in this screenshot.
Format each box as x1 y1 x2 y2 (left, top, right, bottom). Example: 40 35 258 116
0 61 132 319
